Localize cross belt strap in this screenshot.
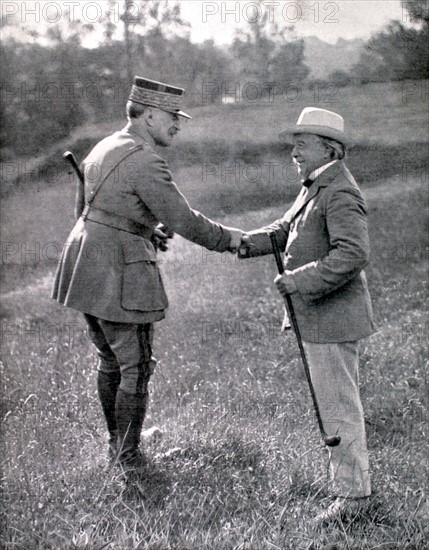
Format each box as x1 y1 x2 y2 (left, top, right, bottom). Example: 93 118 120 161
81 205 153 239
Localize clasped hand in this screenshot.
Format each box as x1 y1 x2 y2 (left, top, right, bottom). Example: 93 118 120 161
274 272 297 297
152 224 174 251
227 230 250 253
227 233 252 255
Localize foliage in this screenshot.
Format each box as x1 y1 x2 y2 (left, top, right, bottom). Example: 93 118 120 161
0 35 230 159
0 39 86 160
1 0 428 160
231 1 309 91
0 0 311 159
114 0 190 82
402 0 429 24
351 21 429 84
349 0 428 85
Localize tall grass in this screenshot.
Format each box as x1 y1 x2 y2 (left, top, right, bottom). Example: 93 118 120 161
1 172 428 548
1 79 428 549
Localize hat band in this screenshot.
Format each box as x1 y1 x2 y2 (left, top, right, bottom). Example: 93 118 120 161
129 85 183 112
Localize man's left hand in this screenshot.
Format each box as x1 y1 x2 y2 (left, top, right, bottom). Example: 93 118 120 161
152 224 174 252
274 272 297 297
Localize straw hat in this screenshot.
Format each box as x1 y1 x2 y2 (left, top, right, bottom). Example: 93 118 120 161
279 107 354 148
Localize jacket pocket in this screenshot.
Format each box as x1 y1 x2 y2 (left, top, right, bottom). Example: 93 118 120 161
121 239 168 312
122 237 157 263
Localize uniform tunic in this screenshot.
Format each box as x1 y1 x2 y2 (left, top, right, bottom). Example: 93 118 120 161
52 125 233 322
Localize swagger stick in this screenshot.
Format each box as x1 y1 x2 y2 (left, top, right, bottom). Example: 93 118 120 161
269 231 340 447
63 151 85 220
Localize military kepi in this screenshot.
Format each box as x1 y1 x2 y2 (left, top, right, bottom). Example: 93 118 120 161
129 76 191 119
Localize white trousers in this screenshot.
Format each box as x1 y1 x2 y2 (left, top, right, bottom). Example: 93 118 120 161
302 340 371 498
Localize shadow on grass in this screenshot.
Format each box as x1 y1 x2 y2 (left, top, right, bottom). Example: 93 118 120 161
119 463 173 509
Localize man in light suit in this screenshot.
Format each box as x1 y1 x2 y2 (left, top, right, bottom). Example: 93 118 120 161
239 107 376 522
52 76 242 473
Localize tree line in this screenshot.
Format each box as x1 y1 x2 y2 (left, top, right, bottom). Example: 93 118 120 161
0 0 427 160
330 0 428 88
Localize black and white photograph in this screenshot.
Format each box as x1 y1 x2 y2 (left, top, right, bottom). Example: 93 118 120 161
1 1 428 548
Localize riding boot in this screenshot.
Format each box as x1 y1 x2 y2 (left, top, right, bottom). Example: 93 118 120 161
115 387 148 471
97 370 121 462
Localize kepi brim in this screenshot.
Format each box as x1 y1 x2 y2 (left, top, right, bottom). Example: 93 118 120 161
177 110 192 120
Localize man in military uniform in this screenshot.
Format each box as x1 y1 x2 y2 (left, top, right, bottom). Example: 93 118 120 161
52 77 242 471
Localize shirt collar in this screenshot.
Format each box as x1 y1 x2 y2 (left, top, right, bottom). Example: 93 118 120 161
306 160 338 183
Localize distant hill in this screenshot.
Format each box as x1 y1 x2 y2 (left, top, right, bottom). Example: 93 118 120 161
303 36 365 79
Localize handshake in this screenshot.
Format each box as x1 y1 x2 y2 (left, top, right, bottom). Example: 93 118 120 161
227 229 252 256
154 226 295 296
154 226 253 257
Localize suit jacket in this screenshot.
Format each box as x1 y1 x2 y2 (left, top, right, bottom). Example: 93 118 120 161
52 125 233 323
243 161 376 343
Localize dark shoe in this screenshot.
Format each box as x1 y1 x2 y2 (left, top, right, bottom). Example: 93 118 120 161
119 451 149 496
120 449 148 473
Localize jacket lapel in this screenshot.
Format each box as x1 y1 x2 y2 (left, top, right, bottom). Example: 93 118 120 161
289 181 322 222
288 161 345 223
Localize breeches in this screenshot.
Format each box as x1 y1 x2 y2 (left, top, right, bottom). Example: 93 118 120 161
302 340 371 498
84 314 155 395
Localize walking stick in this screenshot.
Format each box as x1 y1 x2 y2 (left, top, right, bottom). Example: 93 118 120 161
269 232 341 447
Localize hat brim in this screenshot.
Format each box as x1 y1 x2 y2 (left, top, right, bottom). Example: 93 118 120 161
279 124 354 149
177 110 192 120
129 99 192 120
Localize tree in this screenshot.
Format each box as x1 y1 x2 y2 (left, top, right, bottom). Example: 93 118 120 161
231 0 309 89
402 0 429 25
270 38 310 84
107 0 190 83
328 70 352 88
122 0 144 84
351 19 428 83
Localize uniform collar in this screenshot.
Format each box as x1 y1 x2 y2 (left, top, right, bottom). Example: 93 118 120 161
123 121 157 149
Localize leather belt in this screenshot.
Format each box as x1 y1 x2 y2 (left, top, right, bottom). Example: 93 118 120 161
81 205 153 239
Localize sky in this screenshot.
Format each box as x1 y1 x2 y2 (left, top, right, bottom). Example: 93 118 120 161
180 1 406 44
1 1 410 46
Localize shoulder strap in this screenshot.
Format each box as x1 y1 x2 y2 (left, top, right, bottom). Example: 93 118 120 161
87 145 144 205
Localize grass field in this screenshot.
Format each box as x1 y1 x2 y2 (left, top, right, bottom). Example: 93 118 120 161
1 80 428 549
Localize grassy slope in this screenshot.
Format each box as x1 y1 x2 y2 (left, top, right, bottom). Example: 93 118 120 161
63 80 429 146
1 81 428 549
2 80 428 198
1 179 427 550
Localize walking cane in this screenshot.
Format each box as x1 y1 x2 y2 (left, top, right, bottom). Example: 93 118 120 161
269 232 341 447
